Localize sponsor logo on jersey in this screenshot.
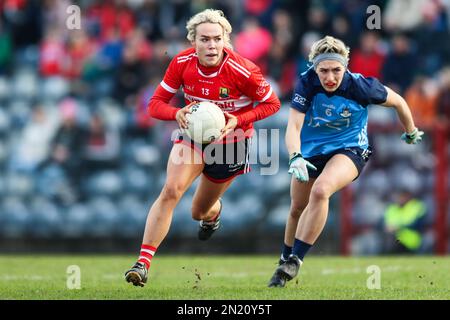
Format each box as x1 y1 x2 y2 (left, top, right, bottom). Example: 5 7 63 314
293 94 306 106
198 79 214 84
216 101 236 111
340 106 352 118
256 80 269 96
219 87 229 99
228 162 244 171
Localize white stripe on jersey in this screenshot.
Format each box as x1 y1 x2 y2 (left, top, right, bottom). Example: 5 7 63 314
260 86 273 102
227 59 251 78
160 80 178 93
184 93 253 110
177 53 196 63
227 62 250 78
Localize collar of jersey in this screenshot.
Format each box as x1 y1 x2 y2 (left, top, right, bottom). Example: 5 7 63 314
196 51 229 78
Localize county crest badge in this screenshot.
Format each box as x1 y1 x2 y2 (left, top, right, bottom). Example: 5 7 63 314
219 87 229 99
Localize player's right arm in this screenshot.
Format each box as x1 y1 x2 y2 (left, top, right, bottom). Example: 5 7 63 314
287 75 311 157
285 108 305 157
147 54 194 128
286 74 317 182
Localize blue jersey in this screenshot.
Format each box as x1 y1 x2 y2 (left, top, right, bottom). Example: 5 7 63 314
291 67 387 157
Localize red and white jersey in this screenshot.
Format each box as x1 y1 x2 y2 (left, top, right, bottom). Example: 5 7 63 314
148 47 280 140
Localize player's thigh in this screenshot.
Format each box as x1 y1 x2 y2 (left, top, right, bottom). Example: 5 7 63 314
290 177 315 210
312 153 358 197
163 143 204 197
191 175 234 215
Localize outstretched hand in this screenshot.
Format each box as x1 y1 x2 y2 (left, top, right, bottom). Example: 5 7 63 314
401 128 424 144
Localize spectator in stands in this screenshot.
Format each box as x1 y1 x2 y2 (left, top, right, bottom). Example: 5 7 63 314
10 104 59 173
383 0 425 33
0 20 12 75
405 75 439 129
437 66 450 128
126 75 160 139
39 27 66 77
82 113 120 175
86 0 136 41
114 28 152 103
266 9 296 99
382 34 418 94
42 98 85 195
234 16 272 74
382 189 427 253
267 42 296 100
1 0 43 48
306 4 330 35
296 31 321 75
330 15 354 49
349 31 385 79
65 29 97 80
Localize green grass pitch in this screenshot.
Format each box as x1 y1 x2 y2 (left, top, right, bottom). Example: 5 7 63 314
0 255 448 300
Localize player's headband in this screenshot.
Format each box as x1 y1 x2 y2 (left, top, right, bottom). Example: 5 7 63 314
312 53 348 69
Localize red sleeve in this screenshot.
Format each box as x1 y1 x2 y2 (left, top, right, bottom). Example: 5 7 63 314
147 57 183 121
235 66 281 126
148 85 179 120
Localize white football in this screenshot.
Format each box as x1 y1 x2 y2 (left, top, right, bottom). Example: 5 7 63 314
185 101 226 144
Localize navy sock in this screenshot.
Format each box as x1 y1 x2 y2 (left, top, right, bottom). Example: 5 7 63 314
292 238 312 261
281 244 292 261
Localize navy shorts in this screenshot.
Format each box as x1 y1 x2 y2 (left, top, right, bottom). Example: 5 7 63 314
174 133 251 183
305 147 372 179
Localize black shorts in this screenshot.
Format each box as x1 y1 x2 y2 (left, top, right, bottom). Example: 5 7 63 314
174 133 251 183
305 147 372 179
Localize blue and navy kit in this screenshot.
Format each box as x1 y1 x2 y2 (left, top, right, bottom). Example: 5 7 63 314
291 67 388 158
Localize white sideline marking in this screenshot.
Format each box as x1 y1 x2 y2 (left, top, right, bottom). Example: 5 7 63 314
0 275 51 281
321 265 411 275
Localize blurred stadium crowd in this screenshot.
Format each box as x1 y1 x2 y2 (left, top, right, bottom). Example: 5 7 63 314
0 0 448 254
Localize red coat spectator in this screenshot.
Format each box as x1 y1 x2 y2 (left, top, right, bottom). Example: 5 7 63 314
39 28 66 77
350 32 385 79
87 0 136 41
235 17 272 75
64 30 97 79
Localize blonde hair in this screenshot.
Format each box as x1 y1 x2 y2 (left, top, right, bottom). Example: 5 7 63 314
186 9 233 49
308 35 350 65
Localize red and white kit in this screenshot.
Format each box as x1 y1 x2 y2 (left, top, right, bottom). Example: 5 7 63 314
148 47 280 142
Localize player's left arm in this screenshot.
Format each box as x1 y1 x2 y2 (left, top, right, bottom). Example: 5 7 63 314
381 86 424 144
219 72 280 139
235 67 281 127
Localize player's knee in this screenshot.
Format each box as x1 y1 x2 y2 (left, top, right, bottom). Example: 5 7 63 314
289 204 306 219
310 183 331 201
160 183 185 202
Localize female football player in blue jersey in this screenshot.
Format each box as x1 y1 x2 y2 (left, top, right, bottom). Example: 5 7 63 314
268 36 424 287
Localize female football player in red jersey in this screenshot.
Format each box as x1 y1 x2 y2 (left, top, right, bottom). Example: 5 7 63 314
125 9 280 287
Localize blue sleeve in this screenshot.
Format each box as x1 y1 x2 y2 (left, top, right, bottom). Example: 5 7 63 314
352 76 388 106
291 76 312 113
